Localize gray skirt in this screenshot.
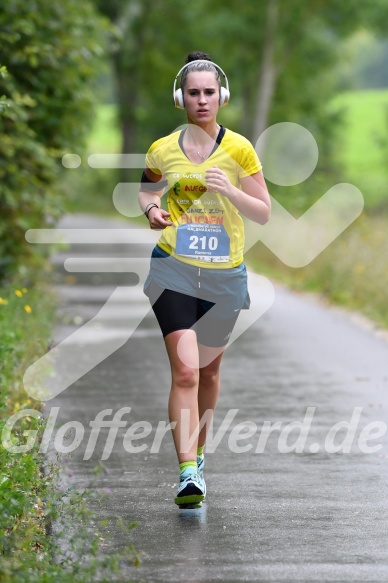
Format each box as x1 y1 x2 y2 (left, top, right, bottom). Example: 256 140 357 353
143 245 250 320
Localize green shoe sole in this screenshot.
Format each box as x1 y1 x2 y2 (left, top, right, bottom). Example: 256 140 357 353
178 501 203 509
174 493 205 506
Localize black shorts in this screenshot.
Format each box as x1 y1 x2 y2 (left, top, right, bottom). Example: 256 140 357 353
148 281 240 347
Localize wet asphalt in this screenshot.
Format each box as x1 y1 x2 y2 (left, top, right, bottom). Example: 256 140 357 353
40 214 388 582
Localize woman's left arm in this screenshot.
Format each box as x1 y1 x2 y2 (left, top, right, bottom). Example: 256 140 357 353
205 166 271 224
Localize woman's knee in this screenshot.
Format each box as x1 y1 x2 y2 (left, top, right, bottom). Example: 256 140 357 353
199 363 220 384
172 365 199 389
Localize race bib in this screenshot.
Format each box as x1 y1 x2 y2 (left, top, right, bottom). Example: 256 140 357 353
176 224 230 262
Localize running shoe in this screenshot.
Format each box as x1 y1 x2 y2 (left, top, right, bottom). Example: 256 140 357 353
174 472 205 506
197 455 206 498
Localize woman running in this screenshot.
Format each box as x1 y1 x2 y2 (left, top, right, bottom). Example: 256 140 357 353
139 51 271 508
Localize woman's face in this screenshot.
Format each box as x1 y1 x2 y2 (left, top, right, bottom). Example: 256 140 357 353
183 71 220 124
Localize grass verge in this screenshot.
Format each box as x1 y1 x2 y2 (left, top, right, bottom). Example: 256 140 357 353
246 212 388 330
0 270 141 582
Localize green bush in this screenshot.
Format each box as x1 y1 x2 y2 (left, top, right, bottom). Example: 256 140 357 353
0 0 109 280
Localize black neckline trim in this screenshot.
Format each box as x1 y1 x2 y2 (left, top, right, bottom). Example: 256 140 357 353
178 125 226 163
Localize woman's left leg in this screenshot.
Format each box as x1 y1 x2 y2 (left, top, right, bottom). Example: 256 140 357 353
197 345 225 448
195 344 226 498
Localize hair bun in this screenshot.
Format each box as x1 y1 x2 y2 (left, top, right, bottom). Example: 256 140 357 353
185 51 212 64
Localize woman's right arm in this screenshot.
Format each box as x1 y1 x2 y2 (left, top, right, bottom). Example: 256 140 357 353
139 168 173 230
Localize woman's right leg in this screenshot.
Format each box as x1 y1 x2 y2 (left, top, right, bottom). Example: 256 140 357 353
164 329 200 464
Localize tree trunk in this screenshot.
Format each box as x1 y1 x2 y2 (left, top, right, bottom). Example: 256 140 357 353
113 54 136 156
110 0 149 181
252 0 279 143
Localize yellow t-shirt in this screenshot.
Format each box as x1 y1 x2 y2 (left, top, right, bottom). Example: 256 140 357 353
145 126 262 269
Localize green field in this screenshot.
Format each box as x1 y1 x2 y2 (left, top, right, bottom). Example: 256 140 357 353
87 104 121 154
330 88 388 210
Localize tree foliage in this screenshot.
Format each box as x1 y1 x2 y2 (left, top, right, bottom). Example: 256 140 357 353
95 0 388 156
90 0 388 215
0 0 108 279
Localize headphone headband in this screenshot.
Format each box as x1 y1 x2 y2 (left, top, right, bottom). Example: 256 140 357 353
173 59 230 109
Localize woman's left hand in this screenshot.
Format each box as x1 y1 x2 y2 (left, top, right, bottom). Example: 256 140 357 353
205 165 234 198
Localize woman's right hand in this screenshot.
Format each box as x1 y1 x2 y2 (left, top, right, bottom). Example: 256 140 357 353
148 207 173 230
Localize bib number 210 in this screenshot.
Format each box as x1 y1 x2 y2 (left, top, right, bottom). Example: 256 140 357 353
189 235 218 251
176 223 230 261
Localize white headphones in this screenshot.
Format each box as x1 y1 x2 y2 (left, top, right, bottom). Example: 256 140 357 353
173 59 230 109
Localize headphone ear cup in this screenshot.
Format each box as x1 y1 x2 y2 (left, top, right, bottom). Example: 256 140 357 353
219 87 230 107
174 88 184 109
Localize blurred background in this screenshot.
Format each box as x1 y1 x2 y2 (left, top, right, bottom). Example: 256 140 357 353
1 0 388 322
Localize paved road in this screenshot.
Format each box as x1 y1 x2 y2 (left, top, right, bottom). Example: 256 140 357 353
42 214 388 582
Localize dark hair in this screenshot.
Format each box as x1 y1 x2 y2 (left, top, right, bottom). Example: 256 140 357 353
185 51 212 64
180 51 221 93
